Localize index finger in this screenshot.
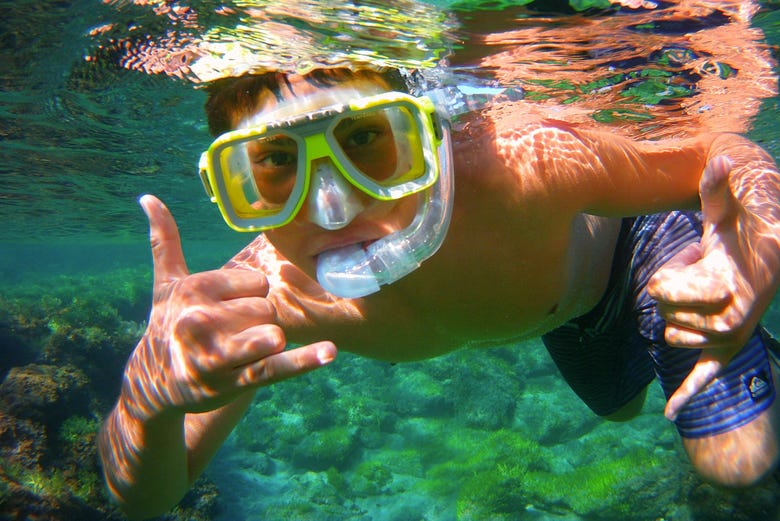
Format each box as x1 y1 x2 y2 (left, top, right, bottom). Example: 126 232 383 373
205 268 270 301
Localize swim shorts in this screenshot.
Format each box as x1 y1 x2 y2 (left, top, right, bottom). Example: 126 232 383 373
542 211 777 438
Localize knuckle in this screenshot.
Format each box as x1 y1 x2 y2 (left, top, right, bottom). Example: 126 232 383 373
262 325 286 352
251 359 275 384
179 274 211 298
248 270 270 292
149 234 163 256
160 277 200 305
259 299 279 321
714 311 747 334
175 306 218 338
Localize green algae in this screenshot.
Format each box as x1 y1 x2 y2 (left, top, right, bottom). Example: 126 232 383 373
0 267 145 520
292 426 360 471
351 460 394 497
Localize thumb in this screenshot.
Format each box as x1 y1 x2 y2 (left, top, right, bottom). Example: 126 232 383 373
139 194 189 287
700 156 737 227
664 350 726 422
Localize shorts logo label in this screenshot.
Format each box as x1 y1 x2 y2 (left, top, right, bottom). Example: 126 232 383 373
748 374 770 401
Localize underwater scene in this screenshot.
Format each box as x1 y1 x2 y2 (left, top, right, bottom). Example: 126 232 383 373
2 0 780 519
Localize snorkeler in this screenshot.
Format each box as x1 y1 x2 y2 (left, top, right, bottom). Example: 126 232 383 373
96 63 780 519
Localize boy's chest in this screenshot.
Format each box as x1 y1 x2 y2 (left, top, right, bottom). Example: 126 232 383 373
333 213 622 360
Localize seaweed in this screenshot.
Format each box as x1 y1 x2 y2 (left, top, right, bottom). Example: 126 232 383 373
0 266 217 521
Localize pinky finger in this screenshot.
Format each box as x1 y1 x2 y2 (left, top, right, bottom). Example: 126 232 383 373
664 354 723 421
236 341 337 388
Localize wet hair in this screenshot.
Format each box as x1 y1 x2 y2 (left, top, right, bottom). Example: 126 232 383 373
204 67 410 136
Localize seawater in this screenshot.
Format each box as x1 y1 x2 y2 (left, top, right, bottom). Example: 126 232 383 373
2 1 780 520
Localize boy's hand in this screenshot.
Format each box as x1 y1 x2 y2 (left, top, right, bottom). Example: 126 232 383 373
122 195 336 419
647 156 779 421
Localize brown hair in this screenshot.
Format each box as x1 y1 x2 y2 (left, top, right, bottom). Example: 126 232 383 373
203 67 409 136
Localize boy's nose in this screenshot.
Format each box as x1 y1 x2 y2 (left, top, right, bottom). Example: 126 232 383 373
307 159 365 230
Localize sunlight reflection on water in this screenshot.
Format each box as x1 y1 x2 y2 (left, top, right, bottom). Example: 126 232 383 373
1 0 778 244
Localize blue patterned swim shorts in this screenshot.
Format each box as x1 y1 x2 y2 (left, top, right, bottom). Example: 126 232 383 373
542 211 776 438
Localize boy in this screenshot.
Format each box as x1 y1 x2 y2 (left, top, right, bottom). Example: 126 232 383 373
99 67 780 519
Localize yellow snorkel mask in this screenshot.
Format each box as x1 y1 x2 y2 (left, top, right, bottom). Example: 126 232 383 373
198 91 443 232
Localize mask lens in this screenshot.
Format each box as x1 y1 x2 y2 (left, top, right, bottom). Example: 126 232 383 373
219 132 302 219
332 105 426 188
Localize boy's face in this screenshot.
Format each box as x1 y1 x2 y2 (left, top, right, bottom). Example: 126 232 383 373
238 73 420 280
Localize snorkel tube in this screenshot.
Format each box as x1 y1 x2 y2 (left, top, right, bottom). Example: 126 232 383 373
316 84 522 298
316 119 454 298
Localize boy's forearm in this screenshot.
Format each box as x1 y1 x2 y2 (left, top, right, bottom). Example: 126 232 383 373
98 385 256 519
98 394 188 520
184 389 257 479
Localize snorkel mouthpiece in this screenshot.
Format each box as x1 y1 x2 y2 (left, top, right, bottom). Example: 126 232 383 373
316 237 423 299
316 123 454 298
317 244 382 297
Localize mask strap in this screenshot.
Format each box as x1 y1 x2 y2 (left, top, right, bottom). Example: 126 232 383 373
425 84 524 120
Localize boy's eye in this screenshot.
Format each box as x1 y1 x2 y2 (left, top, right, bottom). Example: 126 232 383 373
254 151 296 168
246 135 299 185
344 129 380 147
334 113 391 151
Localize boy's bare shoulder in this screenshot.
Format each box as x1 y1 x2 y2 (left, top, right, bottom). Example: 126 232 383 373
461 114 607 213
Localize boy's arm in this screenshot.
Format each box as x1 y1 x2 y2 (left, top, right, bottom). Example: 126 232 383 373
572 127 780 414
649 138 780 418
98 195 336 520
98 385 255 520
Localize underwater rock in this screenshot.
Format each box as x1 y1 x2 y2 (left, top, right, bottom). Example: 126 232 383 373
455 389 516 430
0 363 90 429
0 483 118 521
685 473 780 521
0 267 228 521
391 370 453 417
0 410 47 469
350 460 394 497
170 477 221 521
291 425 360 471
0 365 123 521
0 309 43 379
0 418 122 521
393 347 527 430
448 355 522 430
512 375 602 445
336 394 397 450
